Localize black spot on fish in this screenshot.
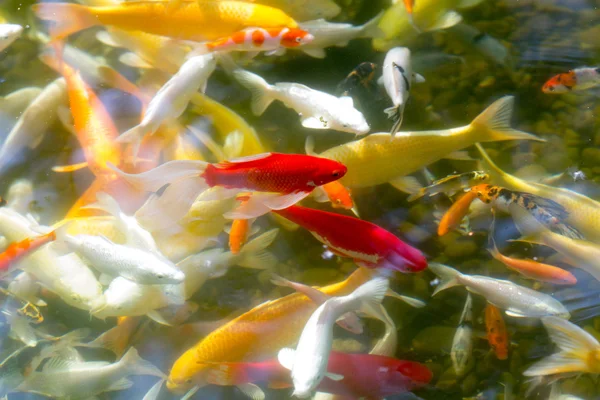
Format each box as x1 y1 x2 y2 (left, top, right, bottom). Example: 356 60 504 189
595 67 600 74
392 62 405 74
402 73 411 91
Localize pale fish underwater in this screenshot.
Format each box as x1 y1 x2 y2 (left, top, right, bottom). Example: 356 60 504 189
0 0 599 399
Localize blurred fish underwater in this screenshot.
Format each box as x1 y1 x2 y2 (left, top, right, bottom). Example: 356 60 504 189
0 0 599 398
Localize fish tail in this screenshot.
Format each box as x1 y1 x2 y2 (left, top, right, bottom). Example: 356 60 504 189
471 96 544 142
107 160 207 193
120 347 166 379
406 188 427 202
80 192 122 218
361 11 385 39
352 277 389 313
32 3 99 40
385 105 404 135
523 316 598 376
428 262 463 295
116 124 147 162
237 228 279 270
233 70 276 116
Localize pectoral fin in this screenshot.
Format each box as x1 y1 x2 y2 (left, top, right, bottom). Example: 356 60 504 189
301 116 330 130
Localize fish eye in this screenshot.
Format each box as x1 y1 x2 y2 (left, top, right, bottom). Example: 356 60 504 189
548 86 554 91
157 274 164 279
332 171 340 177
295 37 302 43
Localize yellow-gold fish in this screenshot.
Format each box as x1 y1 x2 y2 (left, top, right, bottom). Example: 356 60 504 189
167 268 377 393
318 96 543 189
33 0 298 41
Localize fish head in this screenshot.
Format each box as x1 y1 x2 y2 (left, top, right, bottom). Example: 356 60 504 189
311 158 347 187
471 183 496 204
542 72 576 93
280 29 314 48
335 104 370 135
167 355 208 393
383 237 427 273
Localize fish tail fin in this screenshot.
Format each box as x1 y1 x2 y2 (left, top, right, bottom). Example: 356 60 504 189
385 105 404 135
352 277 389 313
108 160 207 193
237 228 279 270
406 187 427 202
471 96 544 142
32 3 99 40
120 347 166 379
361 10 385 39
233 70 275 116
523 317 599 377
116 124 146 162
80 192 122 218
428 262 463 295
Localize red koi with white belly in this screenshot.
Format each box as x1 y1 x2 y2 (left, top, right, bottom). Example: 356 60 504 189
110 153 347 230
273 205 427 273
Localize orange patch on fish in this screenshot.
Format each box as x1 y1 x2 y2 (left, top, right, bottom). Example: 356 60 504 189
485 303 509 360
438 190 478 236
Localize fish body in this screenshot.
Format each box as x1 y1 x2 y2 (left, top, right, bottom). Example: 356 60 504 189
203 27 313 53
111 152 347 229
472 183 581 239
488 238 576 285
60 234 185 284
0 24 22 52
437 190 478 236
408 171 489 202
0 208 104 311
240 0 340 21
0 79 67 174
447 24 511 67
451 294 473 376
543 67 600 93
313 181 354 211
274 205 427 273
510 204 600 282
33 0 298 41
382 47 417 133
477 144 600 243
233 70 369 135
17 347 165 398
228 218 251 254
485 303 508 360
524 317 600 376
296 12 383 58
278 277 389 397
53 59 122 177
337 62 378 97
117 53 216 155
319 96 543 189
166 268 378 392
429 262 570 319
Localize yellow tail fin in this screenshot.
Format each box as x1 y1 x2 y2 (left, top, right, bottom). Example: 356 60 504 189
32 3 99 40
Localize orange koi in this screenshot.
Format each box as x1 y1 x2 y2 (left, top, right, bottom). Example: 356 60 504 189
167 268 377 393
542 67 600 93
488 238 576 285
485 303 509 360
437 190 478 236
321 181 355 211
228 218 252 255
0 230 56 277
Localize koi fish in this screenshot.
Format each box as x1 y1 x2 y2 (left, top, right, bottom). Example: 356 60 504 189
110 153 347 230
471 184 582 239
16 348 165 398
407 171 489 202
318 96 543 189
117 53 216 157
273 205 427 273
451 294 473 376
166 268 386 393
207 352 431 399
382 47 424 134
0 230 57 278
238 0 341 21
0 24 22 52
524 317 600 377
542 67 600 93
295 12 383 59
270 274 363 334
477 144 600 243
510 204 600 282
278 277 389 397
227 218 253 255
41 53 122 178
33 0 298 41
437 190 478 236
196 27 313 55
485 303 509 360
336 62 378 97
447 24 511 68
488 235 576 285
233 69 370 135
429 262 570 318
0 79 67 174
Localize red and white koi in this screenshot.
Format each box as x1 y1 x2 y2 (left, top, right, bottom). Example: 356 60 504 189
542 67 600 93
199 27 313 55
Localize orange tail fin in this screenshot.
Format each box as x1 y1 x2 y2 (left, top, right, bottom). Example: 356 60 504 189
32 3 99 40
